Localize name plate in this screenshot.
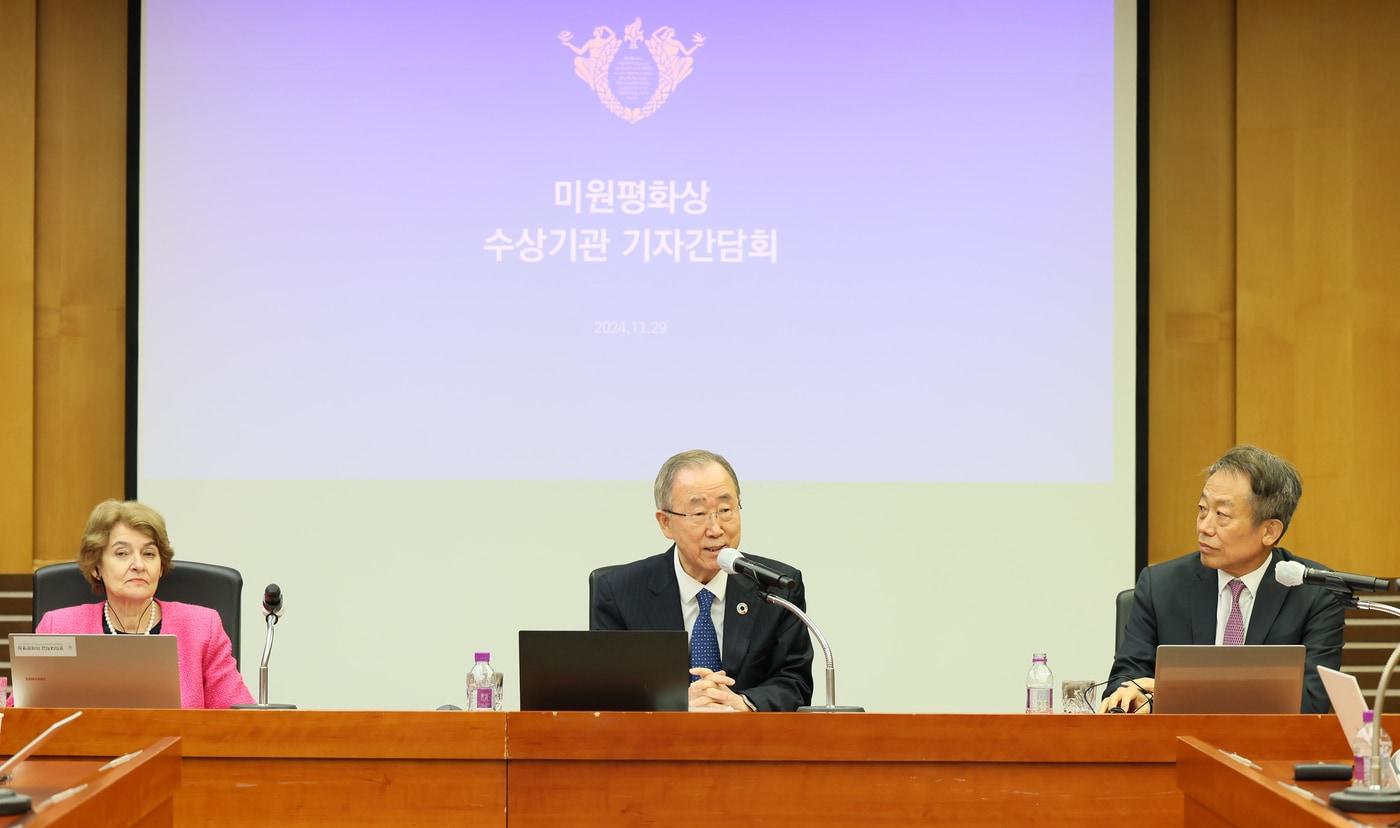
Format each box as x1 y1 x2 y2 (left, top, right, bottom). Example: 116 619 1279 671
13 636 77 657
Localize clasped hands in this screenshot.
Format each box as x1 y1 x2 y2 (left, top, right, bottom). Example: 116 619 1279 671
688 668 751 712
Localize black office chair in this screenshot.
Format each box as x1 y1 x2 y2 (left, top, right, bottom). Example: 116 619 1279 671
32 560 244 668
1114 588 1135 654
587 565 624 622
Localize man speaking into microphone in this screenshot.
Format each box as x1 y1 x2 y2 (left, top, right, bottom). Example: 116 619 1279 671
1100 445 1345 714
591 450 814 711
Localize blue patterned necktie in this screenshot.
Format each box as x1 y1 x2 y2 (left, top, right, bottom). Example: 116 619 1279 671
690 587 721 680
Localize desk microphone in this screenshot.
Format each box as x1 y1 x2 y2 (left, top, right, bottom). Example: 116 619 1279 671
716 548 794 590
1275 560 1396 594
716 548 862 713
263 583 284 618
1277 561 1400 811
0 710 84 814
231 583 297 709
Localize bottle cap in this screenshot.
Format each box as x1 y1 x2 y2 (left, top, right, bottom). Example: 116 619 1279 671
1032 653 1047 662
474 652 490 662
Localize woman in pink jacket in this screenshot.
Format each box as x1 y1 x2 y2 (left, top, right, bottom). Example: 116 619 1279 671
33 500 254 709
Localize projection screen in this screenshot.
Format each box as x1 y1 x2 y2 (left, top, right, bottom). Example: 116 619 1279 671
137 0 1139 711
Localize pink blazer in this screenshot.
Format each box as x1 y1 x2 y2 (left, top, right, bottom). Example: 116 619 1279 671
34 601 254 709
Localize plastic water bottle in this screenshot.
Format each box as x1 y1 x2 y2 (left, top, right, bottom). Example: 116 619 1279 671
1025 653 1053 713
466 652 500 711
1351 710 1395 788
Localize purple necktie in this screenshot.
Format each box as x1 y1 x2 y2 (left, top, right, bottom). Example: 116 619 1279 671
1223 579 1246 645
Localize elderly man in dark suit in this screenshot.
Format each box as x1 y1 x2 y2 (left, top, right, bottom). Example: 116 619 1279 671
1101 444 1345 714
591 450 813 711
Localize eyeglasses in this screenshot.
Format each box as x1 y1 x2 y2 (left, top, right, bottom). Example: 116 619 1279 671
661 506 741 526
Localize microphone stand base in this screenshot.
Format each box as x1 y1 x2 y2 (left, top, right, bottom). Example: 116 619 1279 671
798 704 865 713
1330 787 1400 813
229 703 298 710
0 789 31 816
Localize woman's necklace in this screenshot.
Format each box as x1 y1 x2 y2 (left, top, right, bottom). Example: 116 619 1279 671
105 599 157 634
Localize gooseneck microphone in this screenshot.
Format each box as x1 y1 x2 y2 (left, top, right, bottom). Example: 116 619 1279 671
1275 560 1396 594
231 583 297 709
1278 558 1400 812
716 548 795 590
715 548 862 713
263 583 284 617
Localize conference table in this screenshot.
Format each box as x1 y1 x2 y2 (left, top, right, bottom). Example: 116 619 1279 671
0 736 180 827
1176 735 1400 826
0 709 1358 826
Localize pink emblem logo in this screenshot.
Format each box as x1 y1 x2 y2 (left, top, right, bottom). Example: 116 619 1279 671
559 18 705 124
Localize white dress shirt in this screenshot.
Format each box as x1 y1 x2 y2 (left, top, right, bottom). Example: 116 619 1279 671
674 552 727 655
1214 554 1272 645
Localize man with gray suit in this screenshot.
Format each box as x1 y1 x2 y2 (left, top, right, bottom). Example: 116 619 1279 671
591 450 814 711
1101 445 1345 714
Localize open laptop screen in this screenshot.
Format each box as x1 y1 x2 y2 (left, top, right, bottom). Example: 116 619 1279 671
8 634 181 709
519 630 688 712
1152 644 1305 714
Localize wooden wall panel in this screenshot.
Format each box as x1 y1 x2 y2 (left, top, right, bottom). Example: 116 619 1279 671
0 0 37 573
1146 0 1237 564
32 0 128 565
1236 0 1400 577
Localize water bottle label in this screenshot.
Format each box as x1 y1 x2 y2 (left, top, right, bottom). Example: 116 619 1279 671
1026 687 1053 713
475 687 495 710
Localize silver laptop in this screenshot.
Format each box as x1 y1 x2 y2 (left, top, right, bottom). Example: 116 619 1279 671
1152 644 1305 714
8 634 181 709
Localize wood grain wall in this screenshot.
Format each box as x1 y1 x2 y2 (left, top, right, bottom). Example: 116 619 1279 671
1146 0 1237 564
1 2 1396 580
1234 0 1400 576
0 0 127 572
0 0 39 573
32 0 130 568
1149 0 1400 578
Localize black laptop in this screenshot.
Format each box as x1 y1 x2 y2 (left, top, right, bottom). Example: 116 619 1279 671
518 630 689 711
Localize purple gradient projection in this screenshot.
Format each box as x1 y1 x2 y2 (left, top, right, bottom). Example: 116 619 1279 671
140 0 1116 482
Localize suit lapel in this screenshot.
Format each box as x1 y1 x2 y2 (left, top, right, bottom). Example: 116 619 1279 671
650 546 685 629
1190 559 1218 644
1246 550 1285 645
721 574 758 676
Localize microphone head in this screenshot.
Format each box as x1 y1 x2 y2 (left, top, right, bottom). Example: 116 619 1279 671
1275 560 1306 587
716 547 743 575
263 583 283 613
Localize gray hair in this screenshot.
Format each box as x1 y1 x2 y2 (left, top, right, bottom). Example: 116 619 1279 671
1206 444 1302 537
654 450 740 510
